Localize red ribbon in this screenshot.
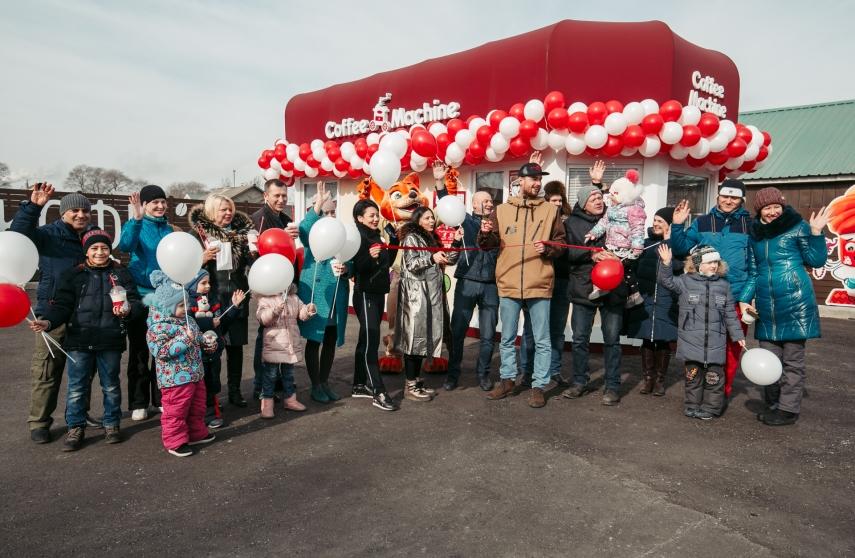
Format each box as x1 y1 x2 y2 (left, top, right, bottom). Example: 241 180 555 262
374 240 603 253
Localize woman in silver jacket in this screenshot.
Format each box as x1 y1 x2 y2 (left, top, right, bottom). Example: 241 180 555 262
394 206 461 402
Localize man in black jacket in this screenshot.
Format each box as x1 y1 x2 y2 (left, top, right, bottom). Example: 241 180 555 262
563 185 627 406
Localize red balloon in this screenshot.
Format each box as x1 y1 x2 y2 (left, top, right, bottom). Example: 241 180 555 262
605 100 624 114
464 151 482 165
567 111 589 134
508 103 526 121
679 125 702 147
488 110 508 131
436 132 452 152
334 157 348 171
546 108 570 130
587 102 608 125
708 150 729 165
622 125 645 148
476 125 493 145
518 119 538 139
366 143 379 160
298 143 312 160
757 145 769 162
324 140 337 152
543 90 566 114
258 156 271 170
0 284 31 328
305 154 320 168
697 113 720 137
273 144 287 162
640 113 664 135
736 125 753 143
446 118 466 137
280 159 294 172
347 167 362 178
258 228 297 263
354 138 368 159
468 140 486 158
718 169 729 183
762 131 772 146
602 135 624 156
591 260 624 291
509 136 530 157
659 100 683 122
727 138 747 158
411 130 437 157
327 146 341 161
739 160 756 172
686 156 706 168
295 247 305 276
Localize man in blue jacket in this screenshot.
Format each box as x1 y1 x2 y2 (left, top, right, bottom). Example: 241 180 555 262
11 184 95 443
434 163 499 392
118 185 176 421
669 178 755 400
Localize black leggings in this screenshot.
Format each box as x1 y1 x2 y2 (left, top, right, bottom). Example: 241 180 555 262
642 340 671 351
226 345 243 394
404 355 424 381
305 325 337 386
353 291 387 395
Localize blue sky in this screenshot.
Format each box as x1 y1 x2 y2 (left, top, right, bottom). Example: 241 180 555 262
1 0 853 189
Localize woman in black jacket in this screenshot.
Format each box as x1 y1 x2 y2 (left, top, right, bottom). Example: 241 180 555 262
31 230 142 451
351 199 399 411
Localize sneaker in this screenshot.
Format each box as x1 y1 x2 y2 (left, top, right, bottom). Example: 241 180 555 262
351 384 373 399
206 417 225 429
104 426 122 444
695 410 715 420
156 406 163 413
85 414 103 429
562 384 588 399
761 409 798 426
601 389 621 406
131 408 148 421
478 375 494 392
443 377 458 391
62 427 85 452
372 392 399 411
188 433 216 446
168 444 194 457
684 407 699 418
625 292 643 308
30 427 51 444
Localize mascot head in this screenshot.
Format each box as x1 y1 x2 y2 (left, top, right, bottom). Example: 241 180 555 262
357 172 429 223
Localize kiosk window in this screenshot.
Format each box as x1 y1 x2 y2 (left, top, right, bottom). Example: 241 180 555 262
667 173 708 220
567 165 638 207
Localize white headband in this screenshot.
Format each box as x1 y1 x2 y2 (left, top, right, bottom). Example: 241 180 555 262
701 251 721 263
719 186 743 198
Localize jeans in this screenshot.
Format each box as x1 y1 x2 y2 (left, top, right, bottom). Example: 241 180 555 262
259 362 296 399
520 277 570 377
570 303 623 392
498 297 551 389
66 350 122 429
447 279 499 381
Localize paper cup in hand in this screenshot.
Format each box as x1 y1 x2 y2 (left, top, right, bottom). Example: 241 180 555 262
741 312 755 325
109 286 128 312
247 230 259 253
331 258 342 276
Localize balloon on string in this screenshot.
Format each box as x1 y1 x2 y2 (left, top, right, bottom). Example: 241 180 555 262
591 259 624 290
0 283 30 327
369 149 401 189
248 254 294 296
435 195 466 227
257 228 297 263
336 223 362 262
156 231 203 284
0 231 39 285
308 216 346 261
741 348 783 385
295 247 305 276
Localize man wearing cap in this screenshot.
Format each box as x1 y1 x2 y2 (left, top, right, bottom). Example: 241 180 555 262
10 184 96 443
118 185 178 421
478 161 566 408
670 178 756 400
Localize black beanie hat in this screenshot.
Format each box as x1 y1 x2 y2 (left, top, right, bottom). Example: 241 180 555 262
140 184 167 205
82 229 113 252
654 206 675 225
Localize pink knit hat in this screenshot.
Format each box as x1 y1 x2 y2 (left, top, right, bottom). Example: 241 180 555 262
753 187 786 213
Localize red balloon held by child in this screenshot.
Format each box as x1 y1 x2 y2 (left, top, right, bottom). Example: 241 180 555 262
257 228 297 263
591 259 624 291
0 284 30 328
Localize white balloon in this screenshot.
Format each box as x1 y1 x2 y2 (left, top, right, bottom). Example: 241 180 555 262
435 195 466 227
410 152 427 166
659 121 683 145
349 155 364 170
366 132 380 145
310 139 324 152
336 222 362 262
454 129 474 149
747 125 764 146
547 129 569 151
263 167 280 180
679 105 701 126
0 231 39 285
282 170 294 178
743 143 760 161
725 156 745 170
395 129 410 139
340 141 355 161
604 113 628 136
333 168 346 178
380 133 408 159
269 158 282 172
688 138 710 159
620 146 638 156
411 160 428 172
622 102 645 125
709 132 729 153
305 166 318 178
447 157 463 169
446 143 465 162
640 99 659 115
429 122 447 136
766 145 774 156
468 117 487 133
639 136 661 158
485 147 503 162
293 159 306 172
156 231 203 284
523 99 545 122
308 216 346 261
320 158 334 172
741 348 783 385
499 116 520 139
567 101 588 114
312 149 326 163
274 138 287 146
248 254 294 296
369 149 401 189
285 143 299 162
530 128 549 151
670 144 690 160
362 162 371 175
584 125 608 149
490 133 510 154
565 133 587 155
718 120 737 142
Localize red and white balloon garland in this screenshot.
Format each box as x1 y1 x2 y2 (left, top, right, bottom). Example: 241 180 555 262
257 91 772 186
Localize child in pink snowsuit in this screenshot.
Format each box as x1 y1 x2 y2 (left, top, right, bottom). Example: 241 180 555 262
585 169 647 306
145 271 215 457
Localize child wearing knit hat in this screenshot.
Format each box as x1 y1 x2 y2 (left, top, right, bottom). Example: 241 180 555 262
144 271 216 457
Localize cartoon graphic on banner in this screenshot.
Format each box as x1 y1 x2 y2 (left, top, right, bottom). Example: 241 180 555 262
812 185 855 306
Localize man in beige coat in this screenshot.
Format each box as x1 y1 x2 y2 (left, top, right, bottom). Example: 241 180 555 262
478 161 566 408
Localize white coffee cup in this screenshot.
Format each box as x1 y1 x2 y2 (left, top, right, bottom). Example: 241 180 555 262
741 313 755 325
330 257 342 276
247 229 259 253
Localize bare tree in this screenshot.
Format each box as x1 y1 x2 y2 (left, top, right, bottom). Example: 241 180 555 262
168 181 208 199
219 176 233 189
0 162 9 187
65 165 132 194
101 168 132 193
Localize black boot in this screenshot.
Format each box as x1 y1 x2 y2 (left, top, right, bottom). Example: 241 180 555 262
652 349 671 396
639 347 655 395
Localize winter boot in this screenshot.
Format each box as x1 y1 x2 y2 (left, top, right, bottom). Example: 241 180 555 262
283 394 307 412
652 349 671 396
404 379 432 402
639 346 655 395
260 398 274 419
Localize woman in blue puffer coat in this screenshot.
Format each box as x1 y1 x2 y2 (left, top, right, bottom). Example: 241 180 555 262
744 188 829 427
